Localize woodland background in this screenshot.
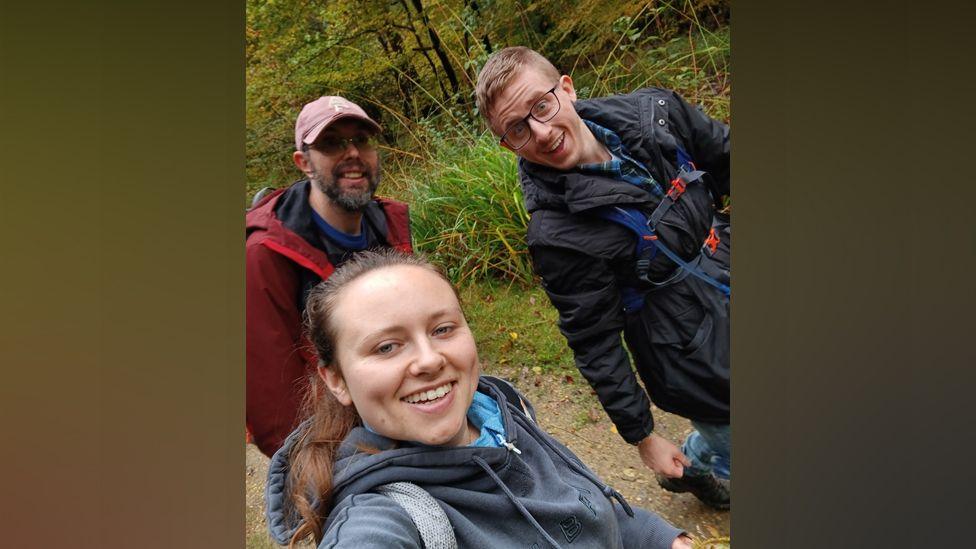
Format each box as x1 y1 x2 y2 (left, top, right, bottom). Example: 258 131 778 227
247 0 729 286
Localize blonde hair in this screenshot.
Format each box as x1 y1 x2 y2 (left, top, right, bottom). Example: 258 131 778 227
475 46 560 129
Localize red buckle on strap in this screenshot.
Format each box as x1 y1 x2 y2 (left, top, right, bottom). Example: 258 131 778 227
704 227 720 254
667 177 686 200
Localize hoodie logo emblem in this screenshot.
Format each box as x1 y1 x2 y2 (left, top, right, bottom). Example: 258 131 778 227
578 491 597 517
559 515 582 543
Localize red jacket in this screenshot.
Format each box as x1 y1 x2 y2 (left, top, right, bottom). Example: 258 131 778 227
245 184 412 456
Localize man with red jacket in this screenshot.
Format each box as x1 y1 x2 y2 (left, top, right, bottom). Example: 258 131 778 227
246 96 412 457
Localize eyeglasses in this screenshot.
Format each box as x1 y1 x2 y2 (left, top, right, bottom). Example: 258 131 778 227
310 134 376 155
499 86 561 150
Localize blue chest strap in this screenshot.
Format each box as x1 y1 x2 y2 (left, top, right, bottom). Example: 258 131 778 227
594 146 730 312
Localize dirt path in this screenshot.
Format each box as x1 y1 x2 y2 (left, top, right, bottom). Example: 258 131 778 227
245 364 730 547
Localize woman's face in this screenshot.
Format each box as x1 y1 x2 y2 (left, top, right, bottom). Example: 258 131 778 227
321 265 481 446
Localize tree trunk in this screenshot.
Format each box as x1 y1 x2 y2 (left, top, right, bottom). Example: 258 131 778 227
409 0 459 97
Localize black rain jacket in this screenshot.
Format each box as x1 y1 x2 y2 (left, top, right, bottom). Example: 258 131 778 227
518 87 730 444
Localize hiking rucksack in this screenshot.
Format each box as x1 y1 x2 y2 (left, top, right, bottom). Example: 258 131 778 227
594 145 730 313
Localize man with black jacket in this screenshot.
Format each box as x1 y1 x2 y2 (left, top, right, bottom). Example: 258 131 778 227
476 47 731 509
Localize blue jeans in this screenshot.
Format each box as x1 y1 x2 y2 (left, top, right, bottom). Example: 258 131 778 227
681 420 730 480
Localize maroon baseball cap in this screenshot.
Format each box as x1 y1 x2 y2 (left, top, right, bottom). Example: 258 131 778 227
294 96 382 150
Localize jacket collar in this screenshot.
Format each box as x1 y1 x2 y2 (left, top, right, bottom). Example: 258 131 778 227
519 156 653 215
246 181 392 277
246 182 334 275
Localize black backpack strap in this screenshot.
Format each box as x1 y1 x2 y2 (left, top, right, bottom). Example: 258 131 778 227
481 376 536 423
647 145 707 227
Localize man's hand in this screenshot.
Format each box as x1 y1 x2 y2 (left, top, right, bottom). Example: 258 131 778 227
637 432 690 477
672 534 694 549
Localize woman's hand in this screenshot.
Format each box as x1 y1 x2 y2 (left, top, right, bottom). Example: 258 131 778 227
672 534 694 549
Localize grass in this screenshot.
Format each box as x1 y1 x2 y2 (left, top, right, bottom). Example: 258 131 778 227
459 282 575 375
405 132 532 286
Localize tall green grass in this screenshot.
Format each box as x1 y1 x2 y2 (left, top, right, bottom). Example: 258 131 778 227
405 132 532 286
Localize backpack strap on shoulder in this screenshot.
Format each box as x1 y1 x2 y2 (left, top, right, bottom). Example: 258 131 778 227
591 207 664 313
375 482 458 549
647 144 707 227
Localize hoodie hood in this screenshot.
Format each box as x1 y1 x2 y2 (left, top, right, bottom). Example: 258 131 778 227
265 379 523 545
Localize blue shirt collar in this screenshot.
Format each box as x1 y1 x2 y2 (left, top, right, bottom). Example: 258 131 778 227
466 390 507 448
310 208 368 250
577 119 662 196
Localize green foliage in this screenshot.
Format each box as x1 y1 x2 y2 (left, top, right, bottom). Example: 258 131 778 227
459 283 572 373
406 131 531 285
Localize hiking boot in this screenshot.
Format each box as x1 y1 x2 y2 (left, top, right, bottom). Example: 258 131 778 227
657 473 730 510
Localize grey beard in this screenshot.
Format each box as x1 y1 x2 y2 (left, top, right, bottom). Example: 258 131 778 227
310 168 380 213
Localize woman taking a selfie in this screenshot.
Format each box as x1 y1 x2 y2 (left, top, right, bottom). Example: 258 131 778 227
265 250 693 548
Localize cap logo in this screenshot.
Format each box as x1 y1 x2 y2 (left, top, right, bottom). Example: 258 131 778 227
329 97 351 112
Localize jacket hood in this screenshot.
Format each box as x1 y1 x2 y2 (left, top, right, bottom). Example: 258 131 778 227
265 379 523 545
245 186 285 233
245 182 336 279
246 180 326 245
246 181 410 284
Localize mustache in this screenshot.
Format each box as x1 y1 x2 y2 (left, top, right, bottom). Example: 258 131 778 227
332 160 369 174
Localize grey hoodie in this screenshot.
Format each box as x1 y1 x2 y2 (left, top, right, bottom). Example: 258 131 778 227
266 378 683 548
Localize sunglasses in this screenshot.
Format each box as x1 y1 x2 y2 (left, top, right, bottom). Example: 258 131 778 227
310 134 376 155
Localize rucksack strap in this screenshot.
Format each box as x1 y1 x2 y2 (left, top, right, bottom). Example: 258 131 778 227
597 206 730 299
632 209 731 297
647 146 707 227
376 482 458 549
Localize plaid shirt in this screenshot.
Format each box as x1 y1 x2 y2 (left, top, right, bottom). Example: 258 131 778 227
578 119 664 198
